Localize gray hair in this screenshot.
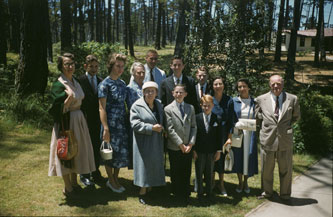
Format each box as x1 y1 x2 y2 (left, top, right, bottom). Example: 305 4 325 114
130 62 145 75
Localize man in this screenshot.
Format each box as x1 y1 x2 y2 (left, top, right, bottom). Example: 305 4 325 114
194 66 210 114
164 84 197 201
159 56 197 110
78 55 104 186
255 74 300 201
130 49 166 88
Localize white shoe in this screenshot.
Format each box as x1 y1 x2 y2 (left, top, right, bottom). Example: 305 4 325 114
244 187 250 194
119 185 125 192
106 181 122 193
235 188 242 193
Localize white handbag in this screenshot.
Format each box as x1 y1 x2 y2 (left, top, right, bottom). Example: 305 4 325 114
224 149 234 171
231 128 243 148
100 141 113 160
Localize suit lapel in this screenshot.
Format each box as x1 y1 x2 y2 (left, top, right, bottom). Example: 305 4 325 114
166 77 175 92
195 84 200 102
264 93 278 122
279 92 290 120
171 101 184 124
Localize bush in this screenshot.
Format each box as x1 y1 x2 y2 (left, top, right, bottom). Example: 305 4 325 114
293 90 333 155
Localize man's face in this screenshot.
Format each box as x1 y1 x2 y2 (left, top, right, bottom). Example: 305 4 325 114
84 60 99 76
170 59 184 78
196 70 207 85
201 101 214 115
172 86 187 103
145 52 158 69
269 75 284 96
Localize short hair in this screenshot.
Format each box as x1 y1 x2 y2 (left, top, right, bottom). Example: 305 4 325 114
269 74 284 84
200 94 213 105
210 76 226 95
173 84 187 92
130 62 145 76
196 66 208 74
146 49 158 57
170 55 184 65
57 53 74 72
107 53 127 73
235 78 252 90
85 54 99 64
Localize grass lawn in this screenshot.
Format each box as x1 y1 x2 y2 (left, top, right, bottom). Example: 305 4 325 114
0 117 318 216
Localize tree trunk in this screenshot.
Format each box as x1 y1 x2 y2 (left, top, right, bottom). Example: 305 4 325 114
60 0 72 52
115 0 119 42
46 0 53 62
202 0 211 59
155 0 162 50
52 0 59 43
73 0 78 45
152 0 156 41
95 0 101 42
284 0 289 28
89 0 95 41
274 0 285 62
314 0 325 65
142 0 148 46
161 2 166 48
107 0 111 42
78 0 85 43
0 0 8 66
174 0 188 56
16 0 49 96
8 0 21 53
285 0 301 82
124 0 134 57
267 0 274 51
310 0 316 29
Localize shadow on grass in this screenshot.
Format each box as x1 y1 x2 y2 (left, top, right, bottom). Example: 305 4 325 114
267 192 318 207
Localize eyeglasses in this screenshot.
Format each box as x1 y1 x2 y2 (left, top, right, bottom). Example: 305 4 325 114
144 90 156 94
63 62 75 67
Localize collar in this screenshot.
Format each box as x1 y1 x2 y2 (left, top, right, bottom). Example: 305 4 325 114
86 72 96 80
176 101 184 109
173 74 183 84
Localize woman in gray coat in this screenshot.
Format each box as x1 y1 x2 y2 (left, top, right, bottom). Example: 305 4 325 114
130 81 165 204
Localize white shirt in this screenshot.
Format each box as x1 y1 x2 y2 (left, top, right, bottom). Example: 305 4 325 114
197 82 207 98
203 113 211 132
86 72 97 92
270 92 283 116
173 74 183 85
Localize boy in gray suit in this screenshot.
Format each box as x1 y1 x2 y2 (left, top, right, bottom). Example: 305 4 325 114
164 84 197 201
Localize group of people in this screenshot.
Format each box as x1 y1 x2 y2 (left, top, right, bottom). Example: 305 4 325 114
48 49 300 205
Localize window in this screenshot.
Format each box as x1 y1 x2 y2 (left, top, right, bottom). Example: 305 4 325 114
281 35 286 44
300 36 305 47
311 38 316 47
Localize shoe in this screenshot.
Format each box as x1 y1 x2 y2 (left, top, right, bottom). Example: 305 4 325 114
80 176 95 187
92 175 107 183
139 195 147 205
257 192 272 200
62 188 76 198
235 188 242 193
72 184 82 192
221 190 228 197
244 187 250 194
106 180 123 193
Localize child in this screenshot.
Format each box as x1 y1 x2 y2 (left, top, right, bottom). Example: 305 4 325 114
193 95 221 202
164 84 197 201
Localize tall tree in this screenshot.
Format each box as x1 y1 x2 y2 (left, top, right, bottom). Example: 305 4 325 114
267 0 275 50
60 0 72 52
142 0 148 45
202 0 211 59
0 0 8 66
274 0 285 62
78 0 85 43
284 0 290 28
73 0 78 45
16 0 49 96
114 0 119 42
51 0 59 43
88 0 95 41
124 0 135 56
8 0 21 53
174 0 188 56
161 1 166 47
107 0 112 42
314 0 325 65
285 0 302 82
155 0 162 50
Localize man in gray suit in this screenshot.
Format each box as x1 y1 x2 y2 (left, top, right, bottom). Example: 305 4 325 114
165 84 197 201
256 74 300 200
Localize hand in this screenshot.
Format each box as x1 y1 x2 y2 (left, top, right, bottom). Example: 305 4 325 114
152 124 164 133
193 150 198 160
103 128 110 143
214 152 221 162
224 138 232 147
179 144 186 153
184 144 193 153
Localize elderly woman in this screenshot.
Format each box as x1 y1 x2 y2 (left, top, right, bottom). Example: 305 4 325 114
130 81 165 205
48 53 96 197
210 76 234 197
99 53 129 193
232 78 258 194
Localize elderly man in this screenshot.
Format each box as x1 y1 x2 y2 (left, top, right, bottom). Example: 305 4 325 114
255 74 300 201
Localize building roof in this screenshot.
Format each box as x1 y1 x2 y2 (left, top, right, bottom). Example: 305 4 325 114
283 28 333 37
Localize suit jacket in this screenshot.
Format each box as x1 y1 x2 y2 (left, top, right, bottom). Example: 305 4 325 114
255 91 300 151
164 100 197 151
194 113 222 153
194 82 210 114
159 75 197 110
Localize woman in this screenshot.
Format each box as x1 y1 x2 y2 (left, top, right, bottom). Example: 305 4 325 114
210 76 234 196
99 53 129 193
232 78 258 194
126 62 146 169
130 81 165 205
48 53 96 196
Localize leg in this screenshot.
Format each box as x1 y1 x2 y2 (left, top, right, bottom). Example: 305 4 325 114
261 148 276 197
70 173 78 186
114 168 121 188
168 149 181 195
105 165 119 189
195 153 205 196
63 174 73 192
182 151 193 198
277 149 293 199
236 173 243 191
204 153 214 197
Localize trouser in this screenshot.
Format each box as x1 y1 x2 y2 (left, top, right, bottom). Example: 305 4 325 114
195 152 215 196
168 149 192 197
261 148 293 199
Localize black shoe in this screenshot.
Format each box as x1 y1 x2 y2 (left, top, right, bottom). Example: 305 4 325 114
139 195 147 205
80 176 95 187
92 175 106 184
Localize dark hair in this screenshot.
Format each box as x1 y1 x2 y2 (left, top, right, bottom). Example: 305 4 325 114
146 49 158 57
57 53 74 72
85 54 99 64
106 53 127 74
235 78 252 91
170 55 184 65
209 76 226 95
196 66 208 74
173 84 187 92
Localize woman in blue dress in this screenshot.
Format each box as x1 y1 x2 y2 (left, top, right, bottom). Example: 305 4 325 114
210 76 234 196
99 53 129 193
232 78 258 194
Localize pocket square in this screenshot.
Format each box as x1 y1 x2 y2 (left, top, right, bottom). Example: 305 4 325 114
213 122 218 127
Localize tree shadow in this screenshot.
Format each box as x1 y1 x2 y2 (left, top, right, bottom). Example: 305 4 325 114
267 194 318 207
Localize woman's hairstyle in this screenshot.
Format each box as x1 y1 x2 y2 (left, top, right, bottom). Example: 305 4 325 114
85 54 99 64
200 94 213 105
209 75 226 95
130 62 145 76
106 53 127 73
57 53 74 72
235 78 252 91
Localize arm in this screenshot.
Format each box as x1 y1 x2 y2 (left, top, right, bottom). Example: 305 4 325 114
291 96 300 125
159 81 167 106
130 105 154 135
99 98 110 143
255 98 263 131
49 81 67 123
186 106 197 153
165 108 184 150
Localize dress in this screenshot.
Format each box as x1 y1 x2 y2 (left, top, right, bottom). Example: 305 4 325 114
98 77 129 168
130 98 165 187
232 96 258 177
212 94 234 173
48 75 96 176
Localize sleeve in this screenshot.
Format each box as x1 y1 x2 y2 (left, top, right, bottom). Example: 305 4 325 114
48 81 67 123
189 105 197 145
255 97 263 130
159 80 167 106
130 104 153 135
292 95 301 124
98 80 108 99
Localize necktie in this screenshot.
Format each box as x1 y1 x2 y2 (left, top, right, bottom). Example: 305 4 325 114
150 68 155 82
180 104 185 118
90 76 96 94
274 96 279 120
200 86 204 98
177 78 180 84
205 115 209 132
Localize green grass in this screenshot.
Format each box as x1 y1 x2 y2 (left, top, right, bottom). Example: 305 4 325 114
0 117 318 216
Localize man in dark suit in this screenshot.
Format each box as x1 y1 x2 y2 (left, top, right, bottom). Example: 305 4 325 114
159 56 197 110
194 66 210 114
78 55 104 186
256 74 300 200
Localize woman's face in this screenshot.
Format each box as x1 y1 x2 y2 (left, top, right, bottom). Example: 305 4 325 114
237 81 250 98
143 87 157 102
62 57 75 75
133 66 145 85
111 60 125 78
213 78 224 94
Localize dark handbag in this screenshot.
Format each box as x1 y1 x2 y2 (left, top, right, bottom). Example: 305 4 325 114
57 116 78 161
